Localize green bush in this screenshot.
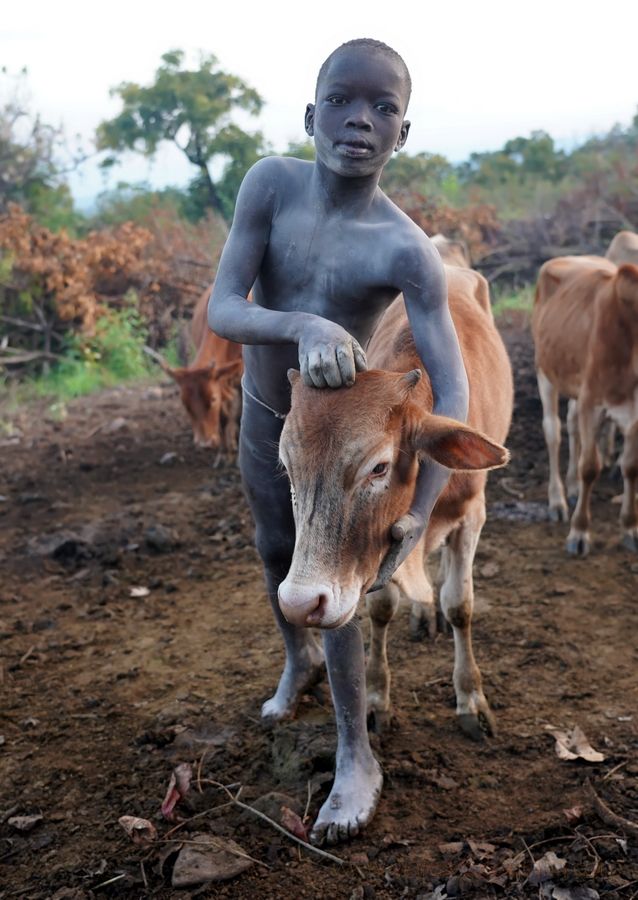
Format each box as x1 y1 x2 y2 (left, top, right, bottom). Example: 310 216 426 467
31 293 152 400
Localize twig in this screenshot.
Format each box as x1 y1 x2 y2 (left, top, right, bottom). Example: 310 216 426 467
18 645 36 665
586 778 638 837
203 779 345 866
162 798 237 841
93 873 128 889
140 860 148 889
196 749 207 794
602 760 627 781
303 779 312 823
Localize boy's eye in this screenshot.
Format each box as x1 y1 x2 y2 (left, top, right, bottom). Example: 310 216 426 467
376 102 398 115
327 95 347 105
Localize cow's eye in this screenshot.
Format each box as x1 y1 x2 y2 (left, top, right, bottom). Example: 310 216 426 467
371 462 389 477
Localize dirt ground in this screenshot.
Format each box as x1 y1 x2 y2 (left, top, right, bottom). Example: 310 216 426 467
1 320 637 899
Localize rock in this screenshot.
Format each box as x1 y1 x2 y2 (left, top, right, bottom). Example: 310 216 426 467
171 832 253 886
160 452 178 465
8 813 43 832
144 524 178 553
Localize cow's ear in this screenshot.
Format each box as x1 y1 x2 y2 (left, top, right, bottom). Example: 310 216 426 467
287 368 301 386
413 413 509 470
214 360 242 380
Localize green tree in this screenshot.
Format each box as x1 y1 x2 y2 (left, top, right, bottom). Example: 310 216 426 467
0 68 82 232
97 50 266 220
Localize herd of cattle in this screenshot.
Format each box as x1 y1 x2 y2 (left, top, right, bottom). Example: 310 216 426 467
165 229 638 564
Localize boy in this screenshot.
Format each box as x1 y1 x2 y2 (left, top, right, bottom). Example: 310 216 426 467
209 38 469 843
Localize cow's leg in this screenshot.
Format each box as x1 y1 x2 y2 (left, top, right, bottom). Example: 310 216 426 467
311 619 383 845
566 402 603 557
566 399 580 503
365 581 400 732
439 498 495 741
239 398 324 722
537 369 568 521
619 421 638 552
566 402 605 554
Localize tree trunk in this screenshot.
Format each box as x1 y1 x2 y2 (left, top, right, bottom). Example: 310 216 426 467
200 165 225 219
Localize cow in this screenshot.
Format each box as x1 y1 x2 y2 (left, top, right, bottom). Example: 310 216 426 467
532 255 638 555
606 230 638 266
431 233 472 268
276 265 512 834
162 288 243 451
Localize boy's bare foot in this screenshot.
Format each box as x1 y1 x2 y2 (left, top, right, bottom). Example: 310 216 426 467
311 754 383 845
261 644 325 721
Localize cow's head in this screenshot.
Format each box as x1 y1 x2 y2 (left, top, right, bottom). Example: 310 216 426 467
164 360 242 449
278 369 508 629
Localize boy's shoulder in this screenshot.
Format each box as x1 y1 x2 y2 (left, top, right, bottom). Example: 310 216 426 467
378 193 441 267
246 154 313 188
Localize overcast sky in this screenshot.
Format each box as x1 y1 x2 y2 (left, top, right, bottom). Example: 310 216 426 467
2 0 637 209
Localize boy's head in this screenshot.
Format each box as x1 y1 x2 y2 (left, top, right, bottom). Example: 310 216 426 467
315 39 412 109
306 38 412 177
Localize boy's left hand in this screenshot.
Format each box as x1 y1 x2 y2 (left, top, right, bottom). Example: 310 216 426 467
368 510 427 591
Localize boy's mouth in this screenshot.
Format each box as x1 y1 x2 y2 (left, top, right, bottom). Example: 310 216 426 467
336 139 374 158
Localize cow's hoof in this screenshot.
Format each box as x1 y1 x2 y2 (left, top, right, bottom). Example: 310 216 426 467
367 707 391 734
621 531 638 553
549 504 568 523
566 532 590 557
458 706 496 741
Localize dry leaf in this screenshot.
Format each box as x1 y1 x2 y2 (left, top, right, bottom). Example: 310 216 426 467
129 586 150 598
545 725 605 762
161 762 193 820
118 815 158 845
438 841 465 855
528 850 567 885
280 806 309 842
551 887 600 900
171 832 253 887
8 814 43 832
563 804 584 823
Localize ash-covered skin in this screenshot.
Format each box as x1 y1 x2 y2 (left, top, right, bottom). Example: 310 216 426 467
209 39 469 843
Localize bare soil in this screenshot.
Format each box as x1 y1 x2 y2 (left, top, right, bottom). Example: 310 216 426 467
1 320 637 899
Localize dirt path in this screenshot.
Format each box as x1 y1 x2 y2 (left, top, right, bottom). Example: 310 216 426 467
1 322 636 899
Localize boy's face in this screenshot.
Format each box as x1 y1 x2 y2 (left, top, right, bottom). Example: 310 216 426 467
306 47 411 179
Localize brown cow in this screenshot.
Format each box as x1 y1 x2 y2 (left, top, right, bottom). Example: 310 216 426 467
278 266 512 752
532 255 638 554
606 230 638 266
431 233 472 268
163 288 243 450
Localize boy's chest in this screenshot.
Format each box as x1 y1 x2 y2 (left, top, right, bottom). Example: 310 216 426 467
263 209 394 303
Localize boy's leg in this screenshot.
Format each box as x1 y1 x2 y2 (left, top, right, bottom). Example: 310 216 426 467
239 395 324 721
311 620 383 845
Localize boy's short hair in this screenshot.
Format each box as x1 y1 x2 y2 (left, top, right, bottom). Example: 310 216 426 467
316 38 412 107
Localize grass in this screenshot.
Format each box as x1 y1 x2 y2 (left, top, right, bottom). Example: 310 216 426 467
0 298 181 420
491 283 535 319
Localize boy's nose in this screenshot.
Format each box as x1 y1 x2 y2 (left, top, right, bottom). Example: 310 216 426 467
345 104 372 130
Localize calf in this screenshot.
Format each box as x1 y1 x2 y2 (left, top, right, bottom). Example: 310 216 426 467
532 256 638 554
606 230 638 266
278 266 512 837
163 288 243 450
431 233 472 268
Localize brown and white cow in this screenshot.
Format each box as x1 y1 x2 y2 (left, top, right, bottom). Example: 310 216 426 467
532 255 638 554
431 233 472 268
606 230 638 267
278 266 512 739
163 287 243 451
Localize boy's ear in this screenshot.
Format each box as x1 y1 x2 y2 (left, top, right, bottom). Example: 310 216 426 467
305 104 315 137
395 120 410 152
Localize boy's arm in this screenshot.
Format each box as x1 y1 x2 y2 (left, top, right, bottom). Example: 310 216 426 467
208 158 366 387
372 239 469 588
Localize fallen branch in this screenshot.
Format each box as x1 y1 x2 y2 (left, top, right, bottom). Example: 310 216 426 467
586 778 638 837
203 779 345 866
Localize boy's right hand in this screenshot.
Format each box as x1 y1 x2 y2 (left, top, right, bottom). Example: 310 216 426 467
298 322 367 388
